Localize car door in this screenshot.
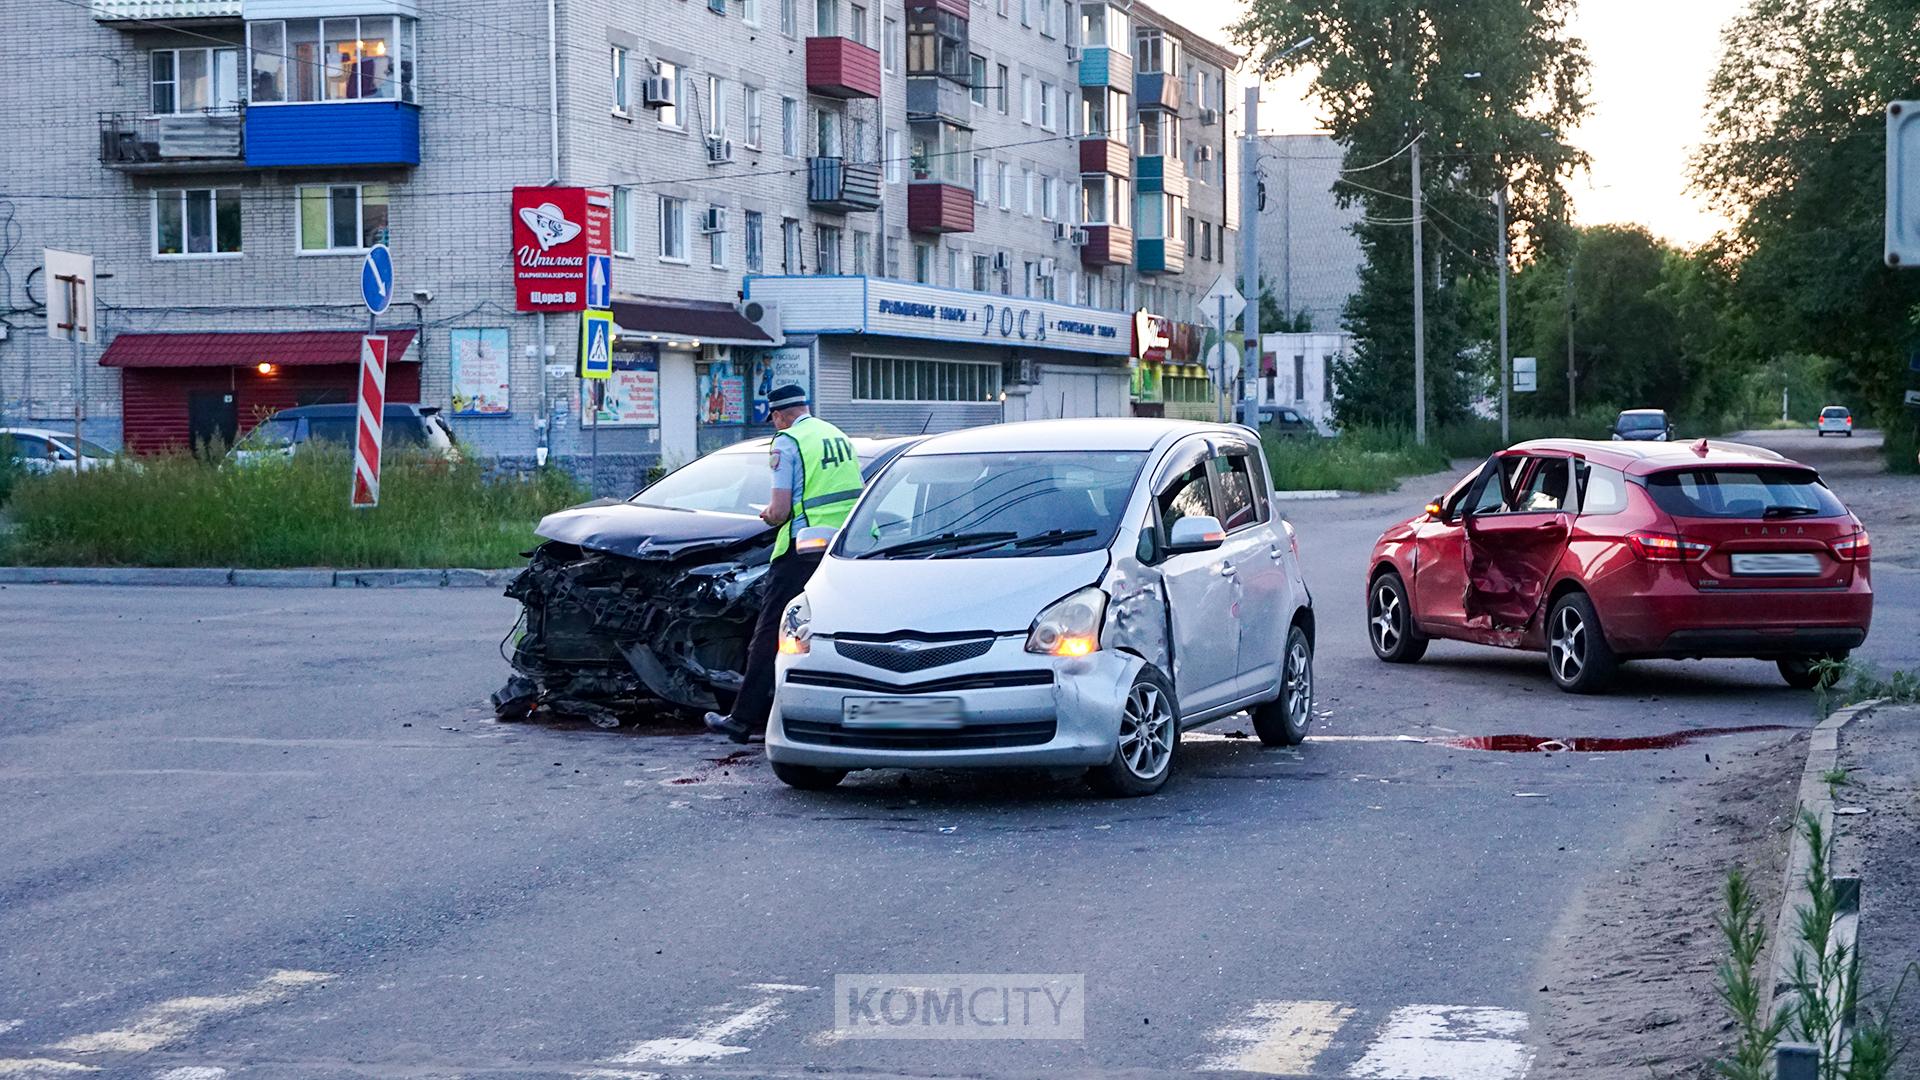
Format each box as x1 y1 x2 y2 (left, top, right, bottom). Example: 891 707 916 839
1411 459 1509 633
1461 451 1577 631
1151 439 1241 714
1211 441 1287 696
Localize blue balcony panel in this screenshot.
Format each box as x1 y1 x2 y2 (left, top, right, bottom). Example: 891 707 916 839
245 101 420 168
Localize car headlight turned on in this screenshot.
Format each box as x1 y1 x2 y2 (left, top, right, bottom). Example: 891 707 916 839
1026 586 1108 657
778 594 813 655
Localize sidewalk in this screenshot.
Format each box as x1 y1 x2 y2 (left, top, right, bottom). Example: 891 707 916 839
1831 704 1920 1041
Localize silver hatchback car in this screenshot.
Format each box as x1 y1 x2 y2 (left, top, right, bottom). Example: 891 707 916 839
766 419 1316 797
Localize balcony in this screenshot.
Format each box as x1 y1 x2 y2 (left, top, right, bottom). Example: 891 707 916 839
92 0 239 23
908 183 974 233
1077 46 1133 90
1137 238 1184 276
1080 137 1131 179
245 101 420 168
806 36 883 99
809 157 883 213
1135 154 1187 197
906 76 972 126
1135 71 1181 112
99 111 242 172
1080 225 1133 267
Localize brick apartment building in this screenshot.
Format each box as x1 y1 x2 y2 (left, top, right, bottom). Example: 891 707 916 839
0 0 1238 482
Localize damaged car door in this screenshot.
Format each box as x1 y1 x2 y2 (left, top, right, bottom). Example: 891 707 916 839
1460 451 1577 633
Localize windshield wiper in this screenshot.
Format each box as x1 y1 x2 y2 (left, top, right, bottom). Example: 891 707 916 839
1761 505 1821 518
857 530 1018 559
930 528 1103 558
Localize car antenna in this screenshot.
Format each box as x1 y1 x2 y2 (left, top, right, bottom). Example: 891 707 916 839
919 413 935 434
1692 437 1710 457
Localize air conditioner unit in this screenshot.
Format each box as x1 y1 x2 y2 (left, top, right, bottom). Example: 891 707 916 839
1015 357 1037 385
1197 144 1215 162
1039 256 1056 277
1065 44 1081 62
1051 221 1071 242
700 207 728 233
642 76 674 109
706 136 734 164
736 298 784 342
1198 107 1219 127
1069 227 1090 247
991 251 1010 271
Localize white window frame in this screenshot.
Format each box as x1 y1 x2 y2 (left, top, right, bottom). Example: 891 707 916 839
883 16 899 71
997 161 1012 210
745 209 765 272
744 86 763 149
1038 81 1055 131
996 63 1010 113
782 96 801 157
972 156 988 205
706 74 729 138
612 186 634 257
885 129 904 183
659 195 689 263
1020 74 1033 124
151 46 240 115
1023 168 1035 216
969 53 988 107
295 183 386 255
744 0 762 27
611 46 630 115
247 17 412 106
710 206 728 268
851 354 1003 403
817 224 842 274
656 60 683 129
151 188 242 259
781 0 798 35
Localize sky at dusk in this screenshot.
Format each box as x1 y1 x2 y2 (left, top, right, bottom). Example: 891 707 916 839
1180 0 1749 247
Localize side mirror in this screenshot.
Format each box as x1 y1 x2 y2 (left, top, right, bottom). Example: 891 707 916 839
1165 515 1227 554
794 525 838 554
1424 498 1445 520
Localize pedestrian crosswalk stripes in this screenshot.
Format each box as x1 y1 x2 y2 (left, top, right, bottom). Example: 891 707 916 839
1199 999 1356 1074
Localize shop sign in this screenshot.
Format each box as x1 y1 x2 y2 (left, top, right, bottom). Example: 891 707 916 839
513 186 610 312
1133 310 1171 364
448 328 511 416
700 358 747 424
750 345 813 424
590 343 659 426
744 276 1131 356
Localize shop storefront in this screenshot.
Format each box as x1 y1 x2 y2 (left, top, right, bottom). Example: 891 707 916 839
604 297 779 464
1126 312 1217 421
740 276 1133 436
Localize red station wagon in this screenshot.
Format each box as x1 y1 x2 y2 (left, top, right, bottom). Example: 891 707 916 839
1365 439 1873 692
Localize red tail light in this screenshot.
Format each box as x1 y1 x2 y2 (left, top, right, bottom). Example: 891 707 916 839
1628 532 1711 562
1846 416 1853 426
1831 531 1871 561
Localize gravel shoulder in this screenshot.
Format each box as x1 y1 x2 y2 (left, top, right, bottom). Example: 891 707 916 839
1832 704 1920 1046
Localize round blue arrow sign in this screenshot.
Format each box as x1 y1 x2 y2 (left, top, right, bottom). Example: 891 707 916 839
361 243 394 317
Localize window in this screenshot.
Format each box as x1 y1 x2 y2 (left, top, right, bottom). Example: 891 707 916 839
884 235 900 277
706 74 729 138
1023 168 1035 216
995 64 1010 112
151 47 239 114
297 184 386 253
1020 74 1033 123
1645 467 1847 519
909 120 970 185
153 188 240 257
852 356 1002 402
710 207 728 267
248 17 414 105
998 0 1009 17
851 117 870 163
1185 214 1195 255
745 210 764 272
1156 459 1214 530
1039 0 1055 36
1139 192 1180 241
1079 174 1129 226
1038 81 1055 130
913 242 934 283
711 0 727 13
1042 175 1057 220
1201 220 1213 260
1086 273 1103 309
815 107 842 157
883 16 899 70
782 217 803 271
906 7 968 79
612 187 633 256
972 254 991 291
816 225 842 274
997 162 1011 209
1133 28 1175 73
1080 86 1126 139
610 46 630 114
781 0 797 35
1212 452 1263 531
849 2 867 42
853 230 871 274
1294 355 1306 402
816 0 837 36
1574 462 1630 515
781 96 799 156
1022 260 1036 297
1020 0 1031 26
969 54 988 106
744 0 761 26
972 156 988 204
885 129 903 182
1137 109 1177 156
659 196 688 261
657 60 682 128
744 86 763 148
946 247 960 287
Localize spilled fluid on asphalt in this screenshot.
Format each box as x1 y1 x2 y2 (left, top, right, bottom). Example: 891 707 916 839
1443 724 1795 753
667 749 760 784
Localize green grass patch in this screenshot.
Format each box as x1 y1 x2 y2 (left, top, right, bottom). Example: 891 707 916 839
0 447 589 569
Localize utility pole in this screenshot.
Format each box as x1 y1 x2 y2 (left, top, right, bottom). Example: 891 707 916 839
1410 138 1427 444
1496 183 1510 443
1238 85 1262 431
1565 262 1576 418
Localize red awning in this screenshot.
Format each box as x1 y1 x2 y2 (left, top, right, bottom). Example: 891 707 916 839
99 330 418 369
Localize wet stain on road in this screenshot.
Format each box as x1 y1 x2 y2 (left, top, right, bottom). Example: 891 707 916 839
1444 724 1795 753
665 750 760 785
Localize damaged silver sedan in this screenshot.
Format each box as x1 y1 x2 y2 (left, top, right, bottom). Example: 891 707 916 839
492 436 921 727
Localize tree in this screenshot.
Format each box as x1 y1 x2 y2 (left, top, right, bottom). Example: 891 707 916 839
1234 0 1590 430
1511 226 1685 415
1259 279 1313 332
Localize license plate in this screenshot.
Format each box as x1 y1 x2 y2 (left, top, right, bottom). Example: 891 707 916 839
1731 552 1823 577
842 697 965 728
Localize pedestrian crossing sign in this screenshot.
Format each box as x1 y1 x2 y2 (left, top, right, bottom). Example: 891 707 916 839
579 309 613 380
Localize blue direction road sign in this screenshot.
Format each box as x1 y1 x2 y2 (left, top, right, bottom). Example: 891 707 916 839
361 244 394 316
585 254 612 309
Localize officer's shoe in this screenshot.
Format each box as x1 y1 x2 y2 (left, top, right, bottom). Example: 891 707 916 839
703 711 751 744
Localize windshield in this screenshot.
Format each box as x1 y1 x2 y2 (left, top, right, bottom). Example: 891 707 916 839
68 437 116 458
839 451 1147 559
1645 468 1848 519
1821 407 1849 418
632 450 774 516
1617 412 1667 431
243 418 300 449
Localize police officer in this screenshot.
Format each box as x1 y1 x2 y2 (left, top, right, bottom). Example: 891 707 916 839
704 385 862 743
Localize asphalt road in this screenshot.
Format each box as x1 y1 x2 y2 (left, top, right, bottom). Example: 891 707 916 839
1 431 1913 1080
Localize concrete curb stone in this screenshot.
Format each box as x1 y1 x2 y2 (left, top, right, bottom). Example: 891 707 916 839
231 568 337 588
0 567 234 586
336 569 450 588
0 566 516 588
445 568 518 589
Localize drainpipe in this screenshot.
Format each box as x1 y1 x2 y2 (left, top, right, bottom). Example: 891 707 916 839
536 0 559 467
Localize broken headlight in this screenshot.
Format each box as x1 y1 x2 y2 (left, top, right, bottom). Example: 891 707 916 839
778 593 813 655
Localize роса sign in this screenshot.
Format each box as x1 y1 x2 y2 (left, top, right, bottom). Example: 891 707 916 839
742 276 1131 356
513 186 611 312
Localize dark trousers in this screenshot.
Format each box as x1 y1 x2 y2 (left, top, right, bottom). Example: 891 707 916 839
731 552 821 731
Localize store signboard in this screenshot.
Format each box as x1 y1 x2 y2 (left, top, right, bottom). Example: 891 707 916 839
512 186 611 312
449 328 511 416
750 345 813 423
745 276 1131 356
592 343 659 426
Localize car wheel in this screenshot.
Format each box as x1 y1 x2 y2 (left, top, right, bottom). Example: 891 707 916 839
1778 653 1847 690
770 760 848 791
1546 592 1617 694
1368 572 1428 663
1252 623 1313 746
1087 666 1178 798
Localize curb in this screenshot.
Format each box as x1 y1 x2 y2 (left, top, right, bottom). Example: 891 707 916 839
1270 489 1344 501
0 566 520 589
1766 697 1881 1064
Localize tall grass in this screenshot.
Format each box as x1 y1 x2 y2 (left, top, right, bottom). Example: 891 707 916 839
0 447 589 568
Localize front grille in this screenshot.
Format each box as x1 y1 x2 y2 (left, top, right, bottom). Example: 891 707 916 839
786 670 1053 694
783 719 1057 750
833 636 994 673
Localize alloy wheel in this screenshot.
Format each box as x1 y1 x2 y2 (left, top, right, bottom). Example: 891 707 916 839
1550 604 1586 683
1118 682 1174 779
1370 584 1403 653
1285 637 1313 731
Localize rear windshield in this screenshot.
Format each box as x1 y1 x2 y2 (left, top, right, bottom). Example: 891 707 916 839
1617 413 1667 431
1645 468 1848 520
1821 407 1849 418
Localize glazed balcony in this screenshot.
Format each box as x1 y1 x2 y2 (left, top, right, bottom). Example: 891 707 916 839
806 36 883 99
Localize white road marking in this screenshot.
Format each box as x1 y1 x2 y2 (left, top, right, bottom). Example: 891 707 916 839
1345 1005 1533 1080
0 1061 98 1076
153 1068 228 1080
53 970 332 1055
606 984 810 1067
1200 999 1355 1074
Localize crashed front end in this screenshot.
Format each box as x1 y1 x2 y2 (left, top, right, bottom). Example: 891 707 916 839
492 535 773 727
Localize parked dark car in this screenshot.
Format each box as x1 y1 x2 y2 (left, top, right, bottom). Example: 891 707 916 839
492 434 922 726
232 404 457 462
1260 405 1320 439
1611 409 1674 442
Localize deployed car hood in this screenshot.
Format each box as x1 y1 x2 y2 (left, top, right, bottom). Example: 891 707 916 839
535 500 771 560
805 550 1111 635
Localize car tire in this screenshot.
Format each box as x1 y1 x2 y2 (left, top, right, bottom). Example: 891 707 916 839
1546 592 1617 694
1368 572 1428 663
1087 665 1179 798
1778 653 1847 690
1252 623 1313 746
770 760 848 791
